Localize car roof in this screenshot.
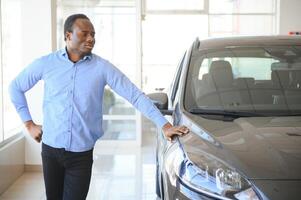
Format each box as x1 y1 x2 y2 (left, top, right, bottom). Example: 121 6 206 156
197 35 301 50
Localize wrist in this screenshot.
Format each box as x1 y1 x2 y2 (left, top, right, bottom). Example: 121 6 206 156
24 120 34 129
162 122 172 132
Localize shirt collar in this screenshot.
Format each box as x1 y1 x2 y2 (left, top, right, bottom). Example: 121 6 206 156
60 47 92 61
83 53 92 61
60 47 68 57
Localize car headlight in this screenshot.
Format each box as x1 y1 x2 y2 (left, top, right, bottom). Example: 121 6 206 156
165 143 260 200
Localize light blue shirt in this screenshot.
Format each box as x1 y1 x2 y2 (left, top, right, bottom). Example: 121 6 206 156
9 48 168 152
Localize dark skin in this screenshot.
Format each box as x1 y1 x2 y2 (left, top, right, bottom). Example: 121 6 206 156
25 18 189 142
65 18 95 62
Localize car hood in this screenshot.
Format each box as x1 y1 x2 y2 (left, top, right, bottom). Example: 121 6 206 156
181 114 301 179
252 179 301 200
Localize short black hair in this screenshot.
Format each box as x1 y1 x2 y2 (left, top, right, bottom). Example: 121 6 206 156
64 14 90 41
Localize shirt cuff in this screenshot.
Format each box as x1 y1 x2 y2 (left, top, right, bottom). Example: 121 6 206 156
18 109 32 122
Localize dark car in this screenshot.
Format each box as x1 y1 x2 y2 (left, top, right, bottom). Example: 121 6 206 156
148 36 301 200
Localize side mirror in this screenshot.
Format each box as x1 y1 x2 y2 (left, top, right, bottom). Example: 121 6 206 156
147 92 173 115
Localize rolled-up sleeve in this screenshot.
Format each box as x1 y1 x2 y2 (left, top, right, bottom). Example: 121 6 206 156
9 58 44 122
104 61 168 128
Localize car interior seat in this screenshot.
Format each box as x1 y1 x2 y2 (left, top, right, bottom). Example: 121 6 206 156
196 60 244 109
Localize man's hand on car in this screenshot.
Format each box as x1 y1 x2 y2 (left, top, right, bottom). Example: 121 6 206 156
162 122 190 141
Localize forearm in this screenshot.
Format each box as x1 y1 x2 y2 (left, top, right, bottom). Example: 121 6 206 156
9 81 32 122
128 92 168 128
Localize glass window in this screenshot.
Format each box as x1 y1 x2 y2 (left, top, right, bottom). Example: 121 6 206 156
142 14 208 93
198 58 209 79
58 0 135 7
230 57 274 80
101 120 136 140
208 0 276 36
142 0 277 96
1 0 23 140
209 15 275 36
171 53 186 104
209 0 275 14
186 46 301 114
146 0 204 11
102 87 135 115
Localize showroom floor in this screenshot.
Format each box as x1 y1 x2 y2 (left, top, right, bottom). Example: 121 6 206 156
0 121 160 200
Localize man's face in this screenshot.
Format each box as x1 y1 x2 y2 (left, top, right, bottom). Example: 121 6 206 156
66 18 95 56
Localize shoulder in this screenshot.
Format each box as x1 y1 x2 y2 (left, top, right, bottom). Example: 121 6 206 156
33 50 62 64
92 53 116 69
25 50 63 74
91 54 123 79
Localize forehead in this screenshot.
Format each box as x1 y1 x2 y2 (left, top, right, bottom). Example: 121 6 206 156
73 18 94 31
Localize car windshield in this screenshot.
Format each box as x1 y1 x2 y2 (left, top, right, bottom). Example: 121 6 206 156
185 45 301 116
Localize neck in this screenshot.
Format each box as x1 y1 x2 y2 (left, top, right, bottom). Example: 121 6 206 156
68 53 81 63
66 47 84 63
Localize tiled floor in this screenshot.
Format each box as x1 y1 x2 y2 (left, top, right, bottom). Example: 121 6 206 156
0 172 45 200
0 124 160 200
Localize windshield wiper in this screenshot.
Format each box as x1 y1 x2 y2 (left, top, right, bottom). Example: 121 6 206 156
189 108 264 118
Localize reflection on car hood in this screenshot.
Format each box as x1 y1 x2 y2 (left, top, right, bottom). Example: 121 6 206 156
181 113 301 179
251 179 301 200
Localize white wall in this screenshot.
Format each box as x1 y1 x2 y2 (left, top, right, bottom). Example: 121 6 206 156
279 0 301 34
0 136 25 194
21 0 52 165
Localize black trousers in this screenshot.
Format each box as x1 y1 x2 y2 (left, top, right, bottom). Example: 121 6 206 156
41 143 93 200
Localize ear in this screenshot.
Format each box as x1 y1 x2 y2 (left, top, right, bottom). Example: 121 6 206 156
66 31 72 41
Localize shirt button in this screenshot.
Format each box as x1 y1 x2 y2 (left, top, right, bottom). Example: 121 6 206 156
71 76 74 80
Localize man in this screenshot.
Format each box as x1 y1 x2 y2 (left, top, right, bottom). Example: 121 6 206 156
9 14 189 200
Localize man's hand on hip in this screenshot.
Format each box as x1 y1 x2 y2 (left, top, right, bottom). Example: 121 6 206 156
24 120 43 143
162 122 190 141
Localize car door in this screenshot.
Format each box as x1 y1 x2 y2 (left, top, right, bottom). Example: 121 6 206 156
158 52 186 157
156 52 186 198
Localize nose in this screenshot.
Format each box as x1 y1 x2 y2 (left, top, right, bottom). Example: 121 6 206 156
87 34 94 43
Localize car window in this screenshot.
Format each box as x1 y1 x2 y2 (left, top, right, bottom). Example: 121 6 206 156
185 46 301 116
171 52 186 105
198 57 276 80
